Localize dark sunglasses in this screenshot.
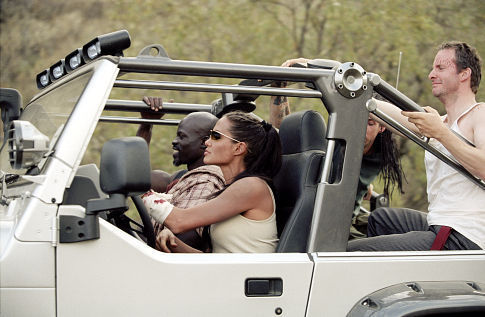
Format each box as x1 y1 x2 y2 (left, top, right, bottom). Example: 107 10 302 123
208 129 241 143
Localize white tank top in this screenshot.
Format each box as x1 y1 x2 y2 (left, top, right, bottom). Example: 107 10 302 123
425 103 485 249
210 183 278 253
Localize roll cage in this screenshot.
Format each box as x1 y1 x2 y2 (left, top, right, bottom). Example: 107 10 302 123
7 33 485 253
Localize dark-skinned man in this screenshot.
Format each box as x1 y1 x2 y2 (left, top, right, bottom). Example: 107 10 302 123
137 96 224 252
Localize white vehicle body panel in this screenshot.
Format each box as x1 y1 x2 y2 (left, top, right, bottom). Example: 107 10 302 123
308 251 485 316
0 238 55 317
1 288 55 317
56 219 314 317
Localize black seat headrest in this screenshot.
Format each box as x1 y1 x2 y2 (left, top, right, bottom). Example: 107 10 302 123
279 110 327 154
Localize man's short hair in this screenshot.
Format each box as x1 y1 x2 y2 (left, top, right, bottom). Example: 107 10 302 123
439 41 482 94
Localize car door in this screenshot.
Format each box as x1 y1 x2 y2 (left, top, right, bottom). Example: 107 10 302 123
56 219 314 317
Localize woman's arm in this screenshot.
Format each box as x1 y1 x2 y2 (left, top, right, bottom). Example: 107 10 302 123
165 177 271 234
156 228 203 253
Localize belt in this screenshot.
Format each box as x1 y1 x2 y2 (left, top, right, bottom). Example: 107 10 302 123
430 225 452 250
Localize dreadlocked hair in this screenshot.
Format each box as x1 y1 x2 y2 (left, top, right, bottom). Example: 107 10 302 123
374 129 405 197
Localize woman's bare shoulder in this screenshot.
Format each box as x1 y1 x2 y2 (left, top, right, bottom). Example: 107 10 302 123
232 176 268 188
223 177 270 200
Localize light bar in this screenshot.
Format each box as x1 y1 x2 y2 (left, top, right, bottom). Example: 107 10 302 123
36 30 132 90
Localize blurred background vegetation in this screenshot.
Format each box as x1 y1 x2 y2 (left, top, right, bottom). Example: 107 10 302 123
1 0 484 211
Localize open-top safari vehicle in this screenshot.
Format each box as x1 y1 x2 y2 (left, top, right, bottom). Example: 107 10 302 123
1 30 484 316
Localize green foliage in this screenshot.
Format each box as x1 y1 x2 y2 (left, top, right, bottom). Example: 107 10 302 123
1 0 484 210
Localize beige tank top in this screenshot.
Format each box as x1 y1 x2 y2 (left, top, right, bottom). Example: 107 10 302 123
210 183 278 253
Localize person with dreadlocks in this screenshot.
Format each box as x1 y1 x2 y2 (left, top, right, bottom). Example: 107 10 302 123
269 58 404 239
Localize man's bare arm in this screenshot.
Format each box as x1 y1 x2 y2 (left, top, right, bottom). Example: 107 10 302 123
136 96 164 145
404 104 485 179
136 123 153 145
269 84 290 129
268 58 311 129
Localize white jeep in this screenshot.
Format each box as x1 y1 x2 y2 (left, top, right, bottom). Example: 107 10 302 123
1 30 484 316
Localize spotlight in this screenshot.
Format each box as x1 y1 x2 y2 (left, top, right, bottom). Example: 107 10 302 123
65 48 85 72
82 30 131 62
49 59 66 81
36 69 51 89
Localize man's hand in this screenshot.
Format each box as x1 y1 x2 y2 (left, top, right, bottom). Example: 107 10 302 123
363 184 374 201
141 96 164 120
281 57 309 67
156 228 178 252
401 106 448 140
142 190 174 225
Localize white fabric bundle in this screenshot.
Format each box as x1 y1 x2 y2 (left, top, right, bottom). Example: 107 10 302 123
141 190 174 225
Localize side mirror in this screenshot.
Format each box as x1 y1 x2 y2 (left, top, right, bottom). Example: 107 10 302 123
99 136 151 197
0 88 22 150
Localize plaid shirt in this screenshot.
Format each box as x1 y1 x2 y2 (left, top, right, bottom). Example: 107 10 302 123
167 165 224 210
153 165 225 247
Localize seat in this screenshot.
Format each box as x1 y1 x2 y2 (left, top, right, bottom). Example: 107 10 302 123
63 164 107 208
274 110 327 253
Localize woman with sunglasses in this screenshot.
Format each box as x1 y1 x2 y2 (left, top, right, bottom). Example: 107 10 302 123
143 111 282 253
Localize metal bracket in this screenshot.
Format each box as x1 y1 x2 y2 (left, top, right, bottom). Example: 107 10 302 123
334 62 368 98
59 194 128 243
137 44 170 59
59 214 99 243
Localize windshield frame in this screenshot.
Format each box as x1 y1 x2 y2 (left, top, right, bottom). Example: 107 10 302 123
1 58 119 204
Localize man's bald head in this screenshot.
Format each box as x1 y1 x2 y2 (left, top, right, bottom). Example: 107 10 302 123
172 112 219 169
180 112 219 138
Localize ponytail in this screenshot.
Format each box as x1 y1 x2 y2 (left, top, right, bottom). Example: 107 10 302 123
224 111 282 183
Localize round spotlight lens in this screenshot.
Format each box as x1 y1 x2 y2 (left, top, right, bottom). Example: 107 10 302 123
52 65 64 79
87 42 101 59
40 74 49 86
69 54 82 69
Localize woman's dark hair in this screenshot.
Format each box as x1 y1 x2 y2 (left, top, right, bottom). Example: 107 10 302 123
224 111 282 184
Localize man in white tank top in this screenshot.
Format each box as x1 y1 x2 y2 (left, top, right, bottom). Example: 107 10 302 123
348 41 485 251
